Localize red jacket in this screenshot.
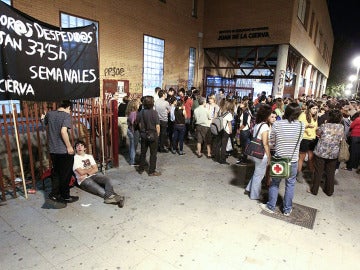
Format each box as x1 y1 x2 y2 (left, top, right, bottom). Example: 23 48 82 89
184 98 193 119
350 116 360 137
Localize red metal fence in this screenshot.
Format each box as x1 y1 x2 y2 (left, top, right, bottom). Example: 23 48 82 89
0 99 117 201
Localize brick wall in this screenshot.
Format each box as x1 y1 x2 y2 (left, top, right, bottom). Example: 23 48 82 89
10 0 332 95
12 0 204 95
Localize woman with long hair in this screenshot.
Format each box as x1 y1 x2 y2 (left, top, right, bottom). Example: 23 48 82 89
236 100 252 165
172 100 187 155
308 109 344 196
245 104 272 200
213 99 234 164
274 98 285 120
264 110 278 187
126 99 141 166
297 101 318 183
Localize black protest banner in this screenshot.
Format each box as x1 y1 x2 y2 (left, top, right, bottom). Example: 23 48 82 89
0 2 100 101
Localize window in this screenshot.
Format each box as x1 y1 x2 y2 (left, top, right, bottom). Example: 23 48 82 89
314 21 319 45
61 13 97 28
309 12 315 38
61 13 98 47
192 0 198 18
298 0 310 28
188 48 196 89
143 35 164 96
316 30 323 50
1 0 11 5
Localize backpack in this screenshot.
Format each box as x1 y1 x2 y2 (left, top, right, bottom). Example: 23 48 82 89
210 112 229 135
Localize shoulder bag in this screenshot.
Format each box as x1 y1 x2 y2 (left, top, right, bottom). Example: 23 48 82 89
338 137 350 162
243 123 265 159
270 123 303 178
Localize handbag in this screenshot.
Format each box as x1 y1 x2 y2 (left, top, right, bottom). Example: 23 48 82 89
270 123 303 178
244 123 265 159
226 137 233 152
338 138 350 162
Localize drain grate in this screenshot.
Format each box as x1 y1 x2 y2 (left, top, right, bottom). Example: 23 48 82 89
260 202 317 229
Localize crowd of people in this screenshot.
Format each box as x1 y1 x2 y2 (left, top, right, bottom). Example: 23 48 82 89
44 89 360 214
118 88 359 216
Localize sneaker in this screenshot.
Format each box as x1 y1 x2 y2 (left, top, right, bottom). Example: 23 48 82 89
219 161 230 165
296 177 304 183
130 163 139 167
117 196 125 208
259 203 274 214
104 194 118 204
43 199 67 209
178 151 185 155
170 149 177 154
61 196 79 203
236 159 248 166
296 172 304 183
283 208 293 217
148 171 161 176
48 193 60 202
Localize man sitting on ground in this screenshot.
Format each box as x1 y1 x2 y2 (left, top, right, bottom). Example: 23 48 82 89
73 140 125 206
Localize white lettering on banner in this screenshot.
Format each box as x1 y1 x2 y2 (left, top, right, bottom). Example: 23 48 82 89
33 22 93 43
0 15 34 37
0 2 99 100
0 31 22 50
25 39 67 61
29 66 97 84
0 15 93 44
0 79 35 96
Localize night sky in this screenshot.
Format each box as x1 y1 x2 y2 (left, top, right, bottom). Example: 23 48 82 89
327 0 360 84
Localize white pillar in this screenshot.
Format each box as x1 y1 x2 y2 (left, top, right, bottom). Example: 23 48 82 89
315 73 322 98
322 77 328 96
273 44 289 97
311 70 318 96
304 65 312 96
294 57 303 98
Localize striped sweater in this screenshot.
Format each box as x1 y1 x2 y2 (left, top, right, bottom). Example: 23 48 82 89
270 120 305 163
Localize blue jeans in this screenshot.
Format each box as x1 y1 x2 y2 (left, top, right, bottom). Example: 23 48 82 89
172 124 186 151
246 155 268 200
127 128 139 165
267 162 298 213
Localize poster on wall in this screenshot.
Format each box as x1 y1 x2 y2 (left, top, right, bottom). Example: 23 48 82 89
0 1 100 101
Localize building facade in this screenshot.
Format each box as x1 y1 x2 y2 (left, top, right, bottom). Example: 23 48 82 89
3 0 333 99
203 0 333 98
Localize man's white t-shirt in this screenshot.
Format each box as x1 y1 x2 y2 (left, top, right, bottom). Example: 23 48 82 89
73 153 96 185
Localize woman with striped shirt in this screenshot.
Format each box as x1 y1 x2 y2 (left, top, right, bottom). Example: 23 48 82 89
260 103 304 216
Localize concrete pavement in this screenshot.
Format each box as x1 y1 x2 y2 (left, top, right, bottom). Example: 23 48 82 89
1 141 359 270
